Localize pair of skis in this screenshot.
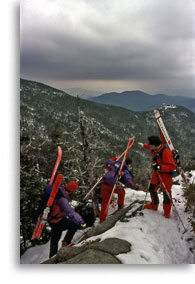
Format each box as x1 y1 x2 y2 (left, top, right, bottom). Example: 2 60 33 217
105 136 135 215
154 109 187 184
83 136 135 214
83 149 127 201
31 147 63 240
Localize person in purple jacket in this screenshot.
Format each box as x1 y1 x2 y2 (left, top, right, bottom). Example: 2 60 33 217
47 181 84 258
98 157 143 223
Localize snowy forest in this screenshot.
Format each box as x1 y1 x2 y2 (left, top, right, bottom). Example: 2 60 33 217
20 79 195 263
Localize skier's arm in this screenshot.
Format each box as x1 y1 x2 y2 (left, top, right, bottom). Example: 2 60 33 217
144 143 153 153
58 198 84 226
121 170 139 190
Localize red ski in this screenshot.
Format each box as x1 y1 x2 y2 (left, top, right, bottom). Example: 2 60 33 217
105 136 135 215
83 150 126 201
31 146 63 240
49 146 62 184
31 174 63 240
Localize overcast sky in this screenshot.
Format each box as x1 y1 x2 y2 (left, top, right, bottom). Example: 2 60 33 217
20 0 195 97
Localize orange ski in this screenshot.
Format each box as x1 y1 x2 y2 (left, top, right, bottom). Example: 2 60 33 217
31 174 63 240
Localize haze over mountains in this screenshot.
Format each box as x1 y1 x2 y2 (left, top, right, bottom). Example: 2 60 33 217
88 91 195 112
63 88 102 99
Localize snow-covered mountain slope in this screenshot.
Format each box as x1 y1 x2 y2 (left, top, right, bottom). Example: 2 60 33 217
20 172 195 264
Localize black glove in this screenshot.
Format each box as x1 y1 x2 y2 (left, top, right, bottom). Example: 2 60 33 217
153 154 160 162
152 163 161 171
172 150 180 165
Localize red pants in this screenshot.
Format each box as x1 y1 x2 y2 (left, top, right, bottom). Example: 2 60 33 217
98 183 125 223
151 171 172 193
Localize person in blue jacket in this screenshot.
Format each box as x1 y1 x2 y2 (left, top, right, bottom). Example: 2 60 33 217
46 181 84 258
99 157 143 223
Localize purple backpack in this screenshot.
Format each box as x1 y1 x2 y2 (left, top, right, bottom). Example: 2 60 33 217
103 160 121 185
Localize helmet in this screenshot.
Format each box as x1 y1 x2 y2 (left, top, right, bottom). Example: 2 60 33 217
66 181 78 192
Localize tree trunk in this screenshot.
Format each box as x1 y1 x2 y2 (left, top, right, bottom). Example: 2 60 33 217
77 96 99 218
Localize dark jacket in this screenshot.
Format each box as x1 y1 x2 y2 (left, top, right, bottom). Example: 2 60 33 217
44 186 83 226
103 159 138 190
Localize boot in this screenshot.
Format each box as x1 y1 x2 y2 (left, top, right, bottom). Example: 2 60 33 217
144 203 158 210
62 240 68 247
144 197 158 211
62 241 75 248
163 203 171 219
98 211 106 223
118 204 124 211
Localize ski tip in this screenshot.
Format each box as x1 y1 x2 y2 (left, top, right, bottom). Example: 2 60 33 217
154 109 160 115
154 109 161 119
58 146 62 153
56 173 63 181
58 146 62 158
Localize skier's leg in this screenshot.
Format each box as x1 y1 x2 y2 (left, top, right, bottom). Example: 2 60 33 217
144 183 159 210
62 218 80 245
49 225 62 258
98 184 112 223
115 187 125 210
162 174 173 218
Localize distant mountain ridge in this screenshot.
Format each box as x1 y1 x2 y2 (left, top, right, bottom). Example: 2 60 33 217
20 78 195 165
88 91 195 112
62 87 102 99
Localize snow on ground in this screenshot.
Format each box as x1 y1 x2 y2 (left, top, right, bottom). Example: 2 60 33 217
20 171 195 264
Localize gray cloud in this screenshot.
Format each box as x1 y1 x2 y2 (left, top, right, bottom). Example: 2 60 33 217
20 0 195 96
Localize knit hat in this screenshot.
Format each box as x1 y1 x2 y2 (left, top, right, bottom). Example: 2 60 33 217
66 181 78 192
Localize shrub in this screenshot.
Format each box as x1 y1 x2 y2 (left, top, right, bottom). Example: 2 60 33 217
183 182 195 233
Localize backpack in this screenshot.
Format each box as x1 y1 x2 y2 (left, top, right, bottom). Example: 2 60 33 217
37 184 62 217
153 145 178 177
103 160 121 185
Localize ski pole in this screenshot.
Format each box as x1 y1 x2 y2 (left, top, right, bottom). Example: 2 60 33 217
142 191 148 211
141 173 152 210
67 227 92 247
83 150 126 201
104 184 117 216
156 171 187 233
83 176 103 201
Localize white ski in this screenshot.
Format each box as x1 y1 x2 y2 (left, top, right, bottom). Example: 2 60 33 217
154 109 174 151
154 109 187 184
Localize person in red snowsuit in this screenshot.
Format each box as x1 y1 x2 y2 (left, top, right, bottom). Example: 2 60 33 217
138 136 176 218
98 158 142 223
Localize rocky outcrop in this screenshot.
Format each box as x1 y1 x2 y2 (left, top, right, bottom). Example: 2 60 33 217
62 248 121 264
43 238 131 264
42 200 143 264
83 200 141 240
